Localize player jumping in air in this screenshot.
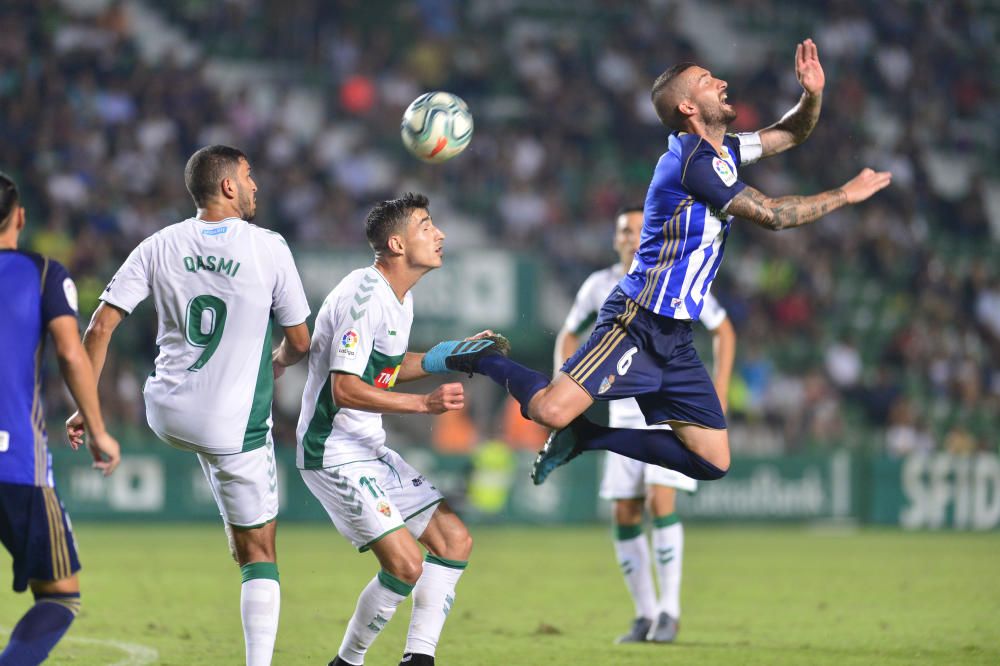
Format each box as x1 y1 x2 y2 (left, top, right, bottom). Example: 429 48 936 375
0 172 120 665
423 39 891 483
297 193 498 666
555 204 736 644
67 146 312 666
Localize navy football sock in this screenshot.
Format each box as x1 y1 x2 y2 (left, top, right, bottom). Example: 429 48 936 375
0 592 80 665
476 355 550 418
575 418 727 480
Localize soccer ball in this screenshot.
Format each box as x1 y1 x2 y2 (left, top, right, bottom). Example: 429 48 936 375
400 92 473 163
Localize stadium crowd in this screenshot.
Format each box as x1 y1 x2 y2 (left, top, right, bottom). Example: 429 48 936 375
3 0 996 455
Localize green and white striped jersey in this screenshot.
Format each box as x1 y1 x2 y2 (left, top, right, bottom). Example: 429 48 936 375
296 266 412 470
101 217 310 455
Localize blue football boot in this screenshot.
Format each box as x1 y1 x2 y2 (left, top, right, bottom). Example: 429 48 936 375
422 334 509 375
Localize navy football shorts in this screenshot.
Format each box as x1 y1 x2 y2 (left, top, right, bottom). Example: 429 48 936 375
0 482 81 592
561 287 726 430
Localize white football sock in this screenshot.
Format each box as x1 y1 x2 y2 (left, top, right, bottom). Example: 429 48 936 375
652 515 684 618
240 570 280 666
338 571 412 665
613 525 657 620
404 555 467 657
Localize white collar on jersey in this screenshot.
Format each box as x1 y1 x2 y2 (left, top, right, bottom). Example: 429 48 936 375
194 216 243 225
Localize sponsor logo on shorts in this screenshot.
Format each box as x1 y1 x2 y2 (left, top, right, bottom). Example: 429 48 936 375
598 374 615 395
412 476 424 487
337 329 359 358
376 500 392 517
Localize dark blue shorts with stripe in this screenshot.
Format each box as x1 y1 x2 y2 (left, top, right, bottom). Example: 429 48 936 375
561 286 726 430
0 482 81 592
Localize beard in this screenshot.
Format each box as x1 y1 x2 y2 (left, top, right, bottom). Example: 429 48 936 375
237 187 256 221
703 102 738 128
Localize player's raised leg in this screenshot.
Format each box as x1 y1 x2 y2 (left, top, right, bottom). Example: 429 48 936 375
404 503 473 665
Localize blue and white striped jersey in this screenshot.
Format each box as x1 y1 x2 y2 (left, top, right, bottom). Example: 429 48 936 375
620 131 762 320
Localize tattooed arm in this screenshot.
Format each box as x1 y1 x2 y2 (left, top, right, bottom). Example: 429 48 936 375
758 39 825 158
726 168 893 231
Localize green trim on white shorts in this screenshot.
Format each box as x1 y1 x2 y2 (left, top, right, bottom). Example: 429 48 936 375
230 515 277 531
404 498 444 522
298 456 387 472
359 524 406 553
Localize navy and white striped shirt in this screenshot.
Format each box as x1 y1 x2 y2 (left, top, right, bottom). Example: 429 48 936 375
620 131 761 320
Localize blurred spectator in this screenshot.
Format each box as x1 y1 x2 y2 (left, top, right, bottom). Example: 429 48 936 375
886 398 935 458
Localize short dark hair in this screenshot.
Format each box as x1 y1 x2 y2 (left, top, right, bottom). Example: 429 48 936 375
365 192 430 253
651 62 697 129
184 145 248 207
615 203 644 218
0 172 20 232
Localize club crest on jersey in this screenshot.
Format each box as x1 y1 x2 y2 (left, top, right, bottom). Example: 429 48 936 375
374 365 400 390
598 374 616 395
377 500 392 517
712 157 737 186
337 329 359 358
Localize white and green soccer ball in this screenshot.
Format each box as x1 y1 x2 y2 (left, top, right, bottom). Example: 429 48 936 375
400 91 473 163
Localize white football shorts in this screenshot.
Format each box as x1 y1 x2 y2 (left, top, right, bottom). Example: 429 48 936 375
299 448 444 552
196 440 279 528
599 452 699 499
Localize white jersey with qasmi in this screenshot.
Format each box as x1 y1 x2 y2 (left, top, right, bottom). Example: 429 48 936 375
296 266 413 470
563 263 727 428
101 217 310 455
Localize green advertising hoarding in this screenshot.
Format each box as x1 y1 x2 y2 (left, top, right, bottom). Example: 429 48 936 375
869 453 1000 529
49 447 1000 530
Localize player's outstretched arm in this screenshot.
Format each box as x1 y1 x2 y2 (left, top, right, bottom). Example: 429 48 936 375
272 322 310 378
331 372 464 414
50 315 120 475
727 168 891 231
757 38 825 158
397 352 431 383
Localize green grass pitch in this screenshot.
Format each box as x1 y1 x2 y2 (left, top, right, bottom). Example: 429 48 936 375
1 524 998 664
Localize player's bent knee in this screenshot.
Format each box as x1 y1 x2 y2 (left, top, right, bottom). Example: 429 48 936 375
613 499 643 525
30 574 80 596
390 559 424 586
530 400 574 430
697 449 730 479
450 530 473 560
